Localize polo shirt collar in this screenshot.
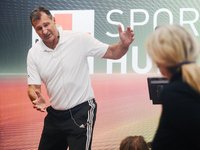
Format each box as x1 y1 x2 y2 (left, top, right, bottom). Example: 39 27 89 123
41 25 65 52
57 25 65 44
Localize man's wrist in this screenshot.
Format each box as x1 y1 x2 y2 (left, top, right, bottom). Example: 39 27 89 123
120 41 129 49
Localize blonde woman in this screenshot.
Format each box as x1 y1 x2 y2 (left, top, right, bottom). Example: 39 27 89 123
146 24 200 150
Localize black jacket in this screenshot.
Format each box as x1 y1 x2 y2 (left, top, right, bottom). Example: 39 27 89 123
152 72 200 150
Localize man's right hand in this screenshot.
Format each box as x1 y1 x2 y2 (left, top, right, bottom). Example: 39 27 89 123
32 90 46 112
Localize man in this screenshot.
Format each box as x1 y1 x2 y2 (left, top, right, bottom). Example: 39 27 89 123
27 6 134 150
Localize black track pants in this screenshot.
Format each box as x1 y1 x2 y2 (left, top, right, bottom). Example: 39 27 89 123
38 99 97 150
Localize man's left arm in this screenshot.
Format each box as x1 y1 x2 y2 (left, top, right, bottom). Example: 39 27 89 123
102 24 135 60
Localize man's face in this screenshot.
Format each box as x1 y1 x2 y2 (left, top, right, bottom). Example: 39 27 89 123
32 12 57 45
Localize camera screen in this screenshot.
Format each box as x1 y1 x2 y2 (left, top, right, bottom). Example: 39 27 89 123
147 77 169 104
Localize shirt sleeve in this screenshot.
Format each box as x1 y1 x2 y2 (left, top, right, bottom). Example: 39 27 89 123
79 31 109 59
27 49 42 85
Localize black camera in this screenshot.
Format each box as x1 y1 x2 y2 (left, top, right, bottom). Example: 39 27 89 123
147 77 169 104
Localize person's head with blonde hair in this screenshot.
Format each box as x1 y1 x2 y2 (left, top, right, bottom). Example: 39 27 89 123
119 136 150 150
146 24 200 93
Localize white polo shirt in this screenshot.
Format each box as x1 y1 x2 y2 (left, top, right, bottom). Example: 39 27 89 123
27 25 108 110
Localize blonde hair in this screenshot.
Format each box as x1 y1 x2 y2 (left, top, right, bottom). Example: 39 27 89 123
119 136 150 150
145 24 200 93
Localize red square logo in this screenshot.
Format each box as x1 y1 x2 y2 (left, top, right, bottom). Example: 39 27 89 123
54 14 72 30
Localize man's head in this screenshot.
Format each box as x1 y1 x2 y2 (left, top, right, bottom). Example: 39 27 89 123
30 6 59 49
30 6 52 26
